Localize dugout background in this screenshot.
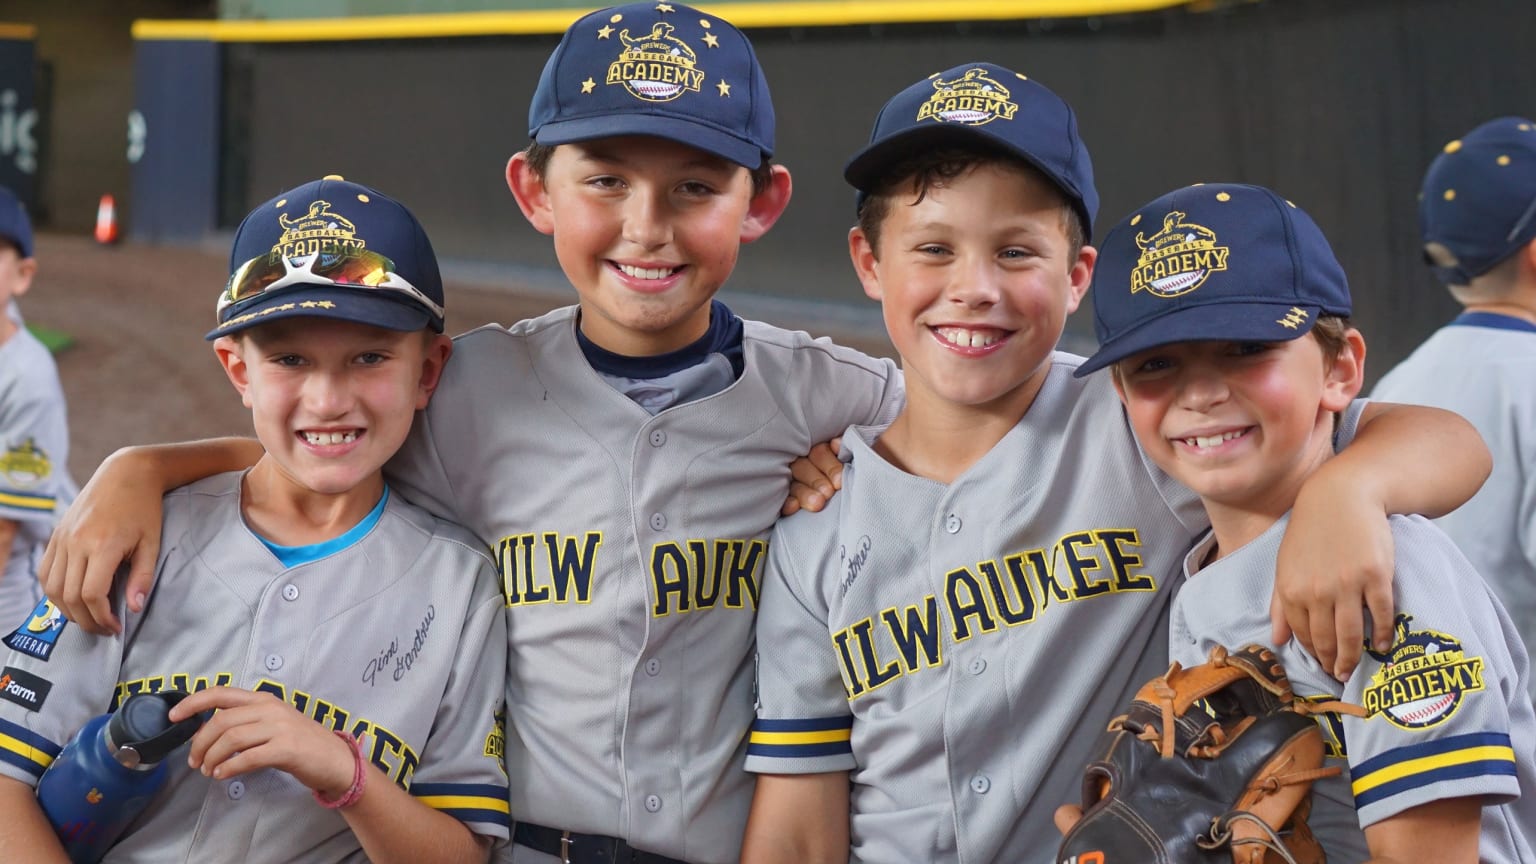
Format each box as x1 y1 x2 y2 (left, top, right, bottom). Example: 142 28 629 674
181 0 1536 373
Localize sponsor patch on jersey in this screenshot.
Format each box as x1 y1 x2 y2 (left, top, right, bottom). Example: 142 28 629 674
0 438 52 489
915 67 1019 126
1363 614 1485 730
3 598 67 661
1130 211 1230 297
606 21 705 102
0 666 52 712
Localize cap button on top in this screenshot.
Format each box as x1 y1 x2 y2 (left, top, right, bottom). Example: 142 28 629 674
322 173 344 180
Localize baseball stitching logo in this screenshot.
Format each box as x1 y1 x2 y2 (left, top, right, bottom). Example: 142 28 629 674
915 68 1019 127
0 438 51 489
273 200 364 261
608 22 704 102
1363 614 1485 730
1130 211 1231 298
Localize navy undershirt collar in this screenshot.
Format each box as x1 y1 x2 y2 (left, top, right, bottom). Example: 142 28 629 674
1449 311 1536 334
577 300 745 379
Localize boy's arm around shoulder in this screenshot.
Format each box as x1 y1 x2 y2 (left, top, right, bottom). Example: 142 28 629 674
41 437 263 634
0 776 71 863
1275 400 1491 680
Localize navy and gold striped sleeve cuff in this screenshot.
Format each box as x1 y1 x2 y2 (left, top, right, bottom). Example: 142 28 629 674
748 716 854 759
1353 731 1517 810
0 488 56 514
0 717 60 782
411 782 510 829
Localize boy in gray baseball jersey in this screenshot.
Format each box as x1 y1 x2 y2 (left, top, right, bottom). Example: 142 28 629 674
742 64 1492 864
0 177 509 863
1373 117 1536 701
0 186 76 629
36 5 903 862
1081 182 1536 861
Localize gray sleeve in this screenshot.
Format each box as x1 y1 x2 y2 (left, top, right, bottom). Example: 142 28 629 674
407 560 510 839
0 363 73 531
791 340 904 444
385 398 462 526
745 519 856 776
1341 518 1523 827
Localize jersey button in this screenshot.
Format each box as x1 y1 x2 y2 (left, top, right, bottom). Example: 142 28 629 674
969 775 990 795
967 658 987 675
650 513 667 531
945 514 962 534
227 780 246 800
649 430 667 447
645 658 661 677
645 794 662 813
282 584 300 602
264 654 284 672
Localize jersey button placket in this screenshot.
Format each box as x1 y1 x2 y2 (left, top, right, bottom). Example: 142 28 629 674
945 513 962 534
644 658 662 677
649 430 667 447
645 794 662 813
281 584 300 602
227 779 246 800
969 775 990 794
650 513 667 531
264 654 283 672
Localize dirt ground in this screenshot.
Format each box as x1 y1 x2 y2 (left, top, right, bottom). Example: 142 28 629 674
20 234 894 485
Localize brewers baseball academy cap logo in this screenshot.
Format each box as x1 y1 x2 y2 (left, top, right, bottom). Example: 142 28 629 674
3 597 66 661
274 199 365 261
1130 210 1231 297
0 667 51 712
0 438 51 489
607 20 705 102
915 67 1019 126
1363 614 1485 730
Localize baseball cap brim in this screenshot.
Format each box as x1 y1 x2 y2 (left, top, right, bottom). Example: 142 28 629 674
1074 300 1324 378
535 113 766 169
844 124 1093 240
206 286 432 341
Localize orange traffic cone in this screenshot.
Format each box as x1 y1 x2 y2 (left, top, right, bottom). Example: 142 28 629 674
94 194 119 244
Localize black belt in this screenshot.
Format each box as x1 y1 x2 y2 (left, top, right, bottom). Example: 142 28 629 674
512 822 690 864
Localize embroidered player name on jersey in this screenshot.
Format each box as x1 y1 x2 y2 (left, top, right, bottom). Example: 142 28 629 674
835 528 1153 699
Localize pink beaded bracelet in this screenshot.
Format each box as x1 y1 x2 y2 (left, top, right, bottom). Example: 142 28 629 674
313 730 367 810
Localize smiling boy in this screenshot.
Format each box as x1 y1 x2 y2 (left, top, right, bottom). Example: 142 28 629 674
741 64 1492 863
1081 182 1536 862
36 5 904 862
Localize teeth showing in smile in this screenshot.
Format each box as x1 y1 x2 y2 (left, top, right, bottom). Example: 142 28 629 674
934 327 1000 349
617 263 678 280
303 431 358 446
1184 429 1245 450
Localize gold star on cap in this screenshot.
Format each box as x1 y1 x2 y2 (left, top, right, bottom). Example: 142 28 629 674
1130 214 1142 226
581 77 596 94
317 301 336 309
1444 139 1462 154
1444 189 1456 201
597 24 614 38
656 2 674 11
1216 192 1231 202
1499 155 1512 166
300 300 319 308
703 32 719 48
717 80 731 97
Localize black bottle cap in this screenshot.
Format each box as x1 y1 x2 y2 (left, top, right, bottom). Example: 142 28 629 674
107 690 207 768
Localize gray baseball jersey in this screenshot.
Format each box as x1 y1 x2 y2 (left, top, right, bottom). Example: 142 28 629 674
1372 313 1536 701
385 305 903 864
0 472 510 862
1171 514 1536 863
749 357 1211 862
0 326 76 628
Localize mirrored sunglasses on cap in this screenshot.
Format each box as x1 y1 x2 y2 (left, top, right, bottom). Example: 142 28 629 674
218 245 445 320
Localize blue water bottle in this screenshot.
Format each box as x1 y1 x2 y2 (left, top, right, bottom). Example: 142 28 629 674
37 690 206 863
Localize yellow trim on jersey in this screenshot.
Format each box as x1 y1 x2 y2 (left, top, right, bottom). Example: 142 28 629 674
748 727 852 746
0 489 55 512
0 730 55 771
416 793 512 814
134 0 1193 42
1351 743 1516 797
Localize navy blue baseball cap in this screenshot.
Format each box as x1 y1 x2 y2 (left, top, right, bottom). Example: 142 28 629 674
1075 183 1351 377
0 185 34 258
843 62 1098 241
209 175 446 340
528 2 773 168
1418 117 1536 285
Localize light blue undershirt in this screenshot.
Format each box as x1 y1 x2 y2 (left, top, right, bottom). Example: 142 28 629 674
255 486 389 568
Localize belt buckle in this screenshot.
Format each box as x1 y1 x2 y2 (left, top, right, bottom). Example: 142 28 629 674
560 830 572 864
